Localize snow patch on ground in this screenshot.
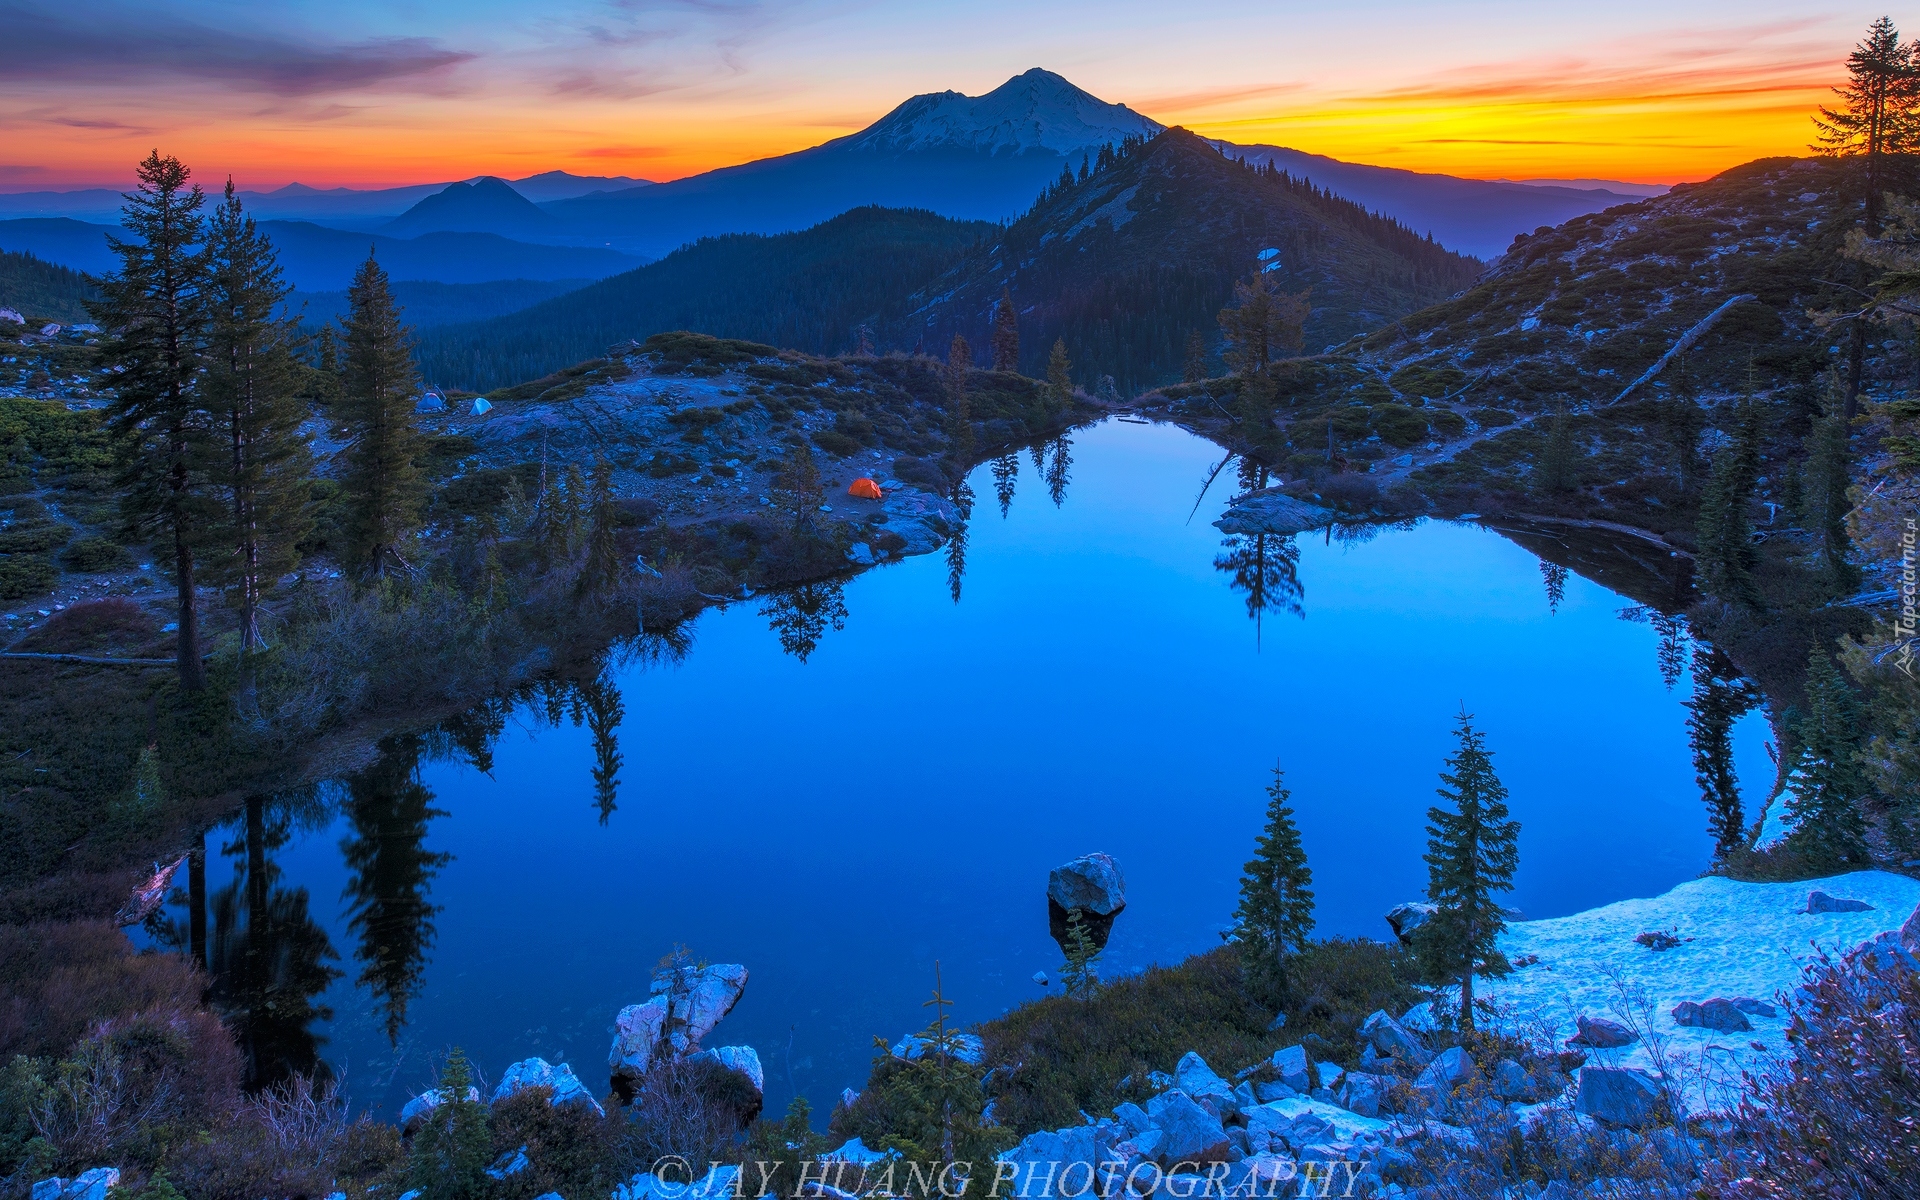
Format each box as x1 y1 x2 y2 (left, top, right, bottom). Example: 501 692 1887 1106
1480 871 1920 1112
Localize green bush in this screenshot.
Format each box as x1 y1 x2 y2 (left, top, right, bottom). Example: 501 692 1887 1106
0 520 71 554
811 430 862 458
0 553 55 600
1370 404 1431 448
59 537 131 573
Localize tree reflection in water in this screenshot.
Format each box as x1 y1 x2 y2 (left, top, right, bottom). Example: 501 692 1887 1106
340 735 451 1045
762 580 849 663
1214 532 1304 645
947 480 974 604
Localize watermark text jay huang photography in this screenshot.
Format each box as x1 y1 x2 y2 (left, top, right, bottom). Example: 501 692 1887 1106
638 1156 1367 1199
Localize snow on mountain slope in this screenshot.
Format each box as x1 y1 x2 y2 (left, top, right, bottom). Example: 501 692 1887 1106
838 67 1161 157
1479 871 1920 1112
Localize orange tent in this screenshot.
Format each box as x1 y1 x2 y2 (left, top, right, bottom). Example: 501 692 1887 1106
848 477 884 500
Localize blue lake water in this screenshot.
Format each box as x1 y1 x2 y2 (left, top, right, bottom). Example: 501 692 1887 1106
154 418 1772 1121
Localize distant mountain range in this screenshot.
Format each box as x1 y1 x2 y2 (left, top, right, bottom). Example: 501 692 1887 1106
0 217 645 292
418 128 1486 396
416 207 995 393
0 171 651 226
2 70 1653 265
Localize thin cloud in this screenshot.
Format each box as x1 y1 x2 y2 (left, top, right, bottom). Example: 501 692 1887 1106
573 144 676 158
0 2 475 96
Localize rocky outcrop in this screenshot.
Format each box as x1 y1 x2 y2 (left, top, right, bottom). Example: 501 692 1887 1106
1412 1046 1474 1103
31 1170 119 1200
1171 1052 1237 1114
492 1057 606 1117
1268 1045 1311 1094
1490 1058 1532 1101
609 962 749 1087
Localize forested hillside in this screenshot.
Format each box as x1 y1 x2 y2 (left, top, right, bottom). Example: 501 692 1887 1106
416 207 994 393
0 248 96 321
895 128 1484 394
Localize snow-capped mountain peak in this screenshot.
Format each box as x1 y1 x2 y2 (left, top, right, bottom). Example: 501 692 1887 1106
839 68 1163 157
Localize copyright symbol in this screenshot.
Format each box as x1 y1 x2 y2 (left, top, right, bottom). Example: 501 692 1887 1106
654 1155 692 1194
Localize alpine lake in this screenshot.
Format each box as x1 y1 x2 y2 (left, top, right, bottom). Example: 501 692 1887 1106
143 417 1774 1121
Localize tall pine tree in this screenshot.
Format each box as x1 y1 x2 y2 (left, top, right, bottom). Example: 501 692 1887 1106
1803 385 1859 593
1784 649 1872 867
204 179 312 653
93 152 216 689
1695 390 1766 608
1047 338 1073 398
947 334 974 461
1183 330 1209 383
1813 17 1918 411
338 253 426 577
990 288 1020 372
1227 766 1315 995
1417 712 1520 1032
1686 646 1760 858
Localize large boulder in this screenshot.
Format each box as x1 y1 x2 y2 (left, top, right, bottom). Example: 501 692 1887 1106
609 999 669 1084
1568 1016 1638 1049
1574 1067 1664 1128
1145 1090 1231 1165
1490 1058 1532 1101
1413 1046 1475 1099
1048 853 1126 952
492 1057 606 1117
1172 1051 1237 1114
1901 902 1920 954
1671 999 1752 1033
1269 1045 1311 1094
998 1124 1117 1197
1359 1009 1432 1068
1384 902 1437 945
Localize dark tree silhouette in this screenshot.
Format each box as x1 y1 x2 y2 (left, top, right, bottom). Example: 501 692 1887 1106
340 736 451 1045
762 581 848 663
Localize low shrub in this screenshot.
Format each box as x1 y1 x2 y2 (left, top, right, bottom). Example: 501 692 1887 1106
0 552 56 600
1318 474 1382 511
58 536 132 573
12 597 156 654
0 520 72 554
811 429 862 458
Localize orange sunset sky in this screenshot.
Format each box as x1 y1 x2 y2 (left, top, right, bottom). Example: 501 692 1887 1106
0 1 1882 192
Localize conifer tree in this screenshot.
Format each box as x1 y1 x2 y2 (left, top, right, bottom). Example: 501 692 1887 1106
338 254 426 578
1803 392 1859 592
991 453 1018 517
204 179 312 653
409 1047 492 1199
1044 435 1072 507
1227 766 1315 994
1663 358 1707 490
1047 338 1073 398
1059 907 1102 999
774 442 824 531
1417 712 1520 1032
990 288 1020 372
1785 649 1872 867
1814 17 1919 412
576 458 624 599
1535 402 1578 494
93 151 216 689
1696 390 1767 607
1183 330 1209 383
1217 272 1310 375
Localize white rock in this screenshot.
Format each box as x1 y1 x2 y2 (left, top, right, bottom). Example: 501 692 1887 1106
1399 1001 1439 1033
692 1044 766 1092
1269 1045 1311 1093
1384 902 1436 945
824 1136 890 1163
492 1056 605 1117
891 1032 985 1066
400 1086 480 1133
